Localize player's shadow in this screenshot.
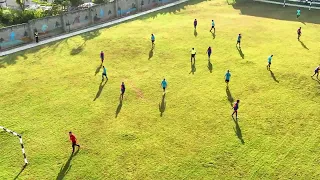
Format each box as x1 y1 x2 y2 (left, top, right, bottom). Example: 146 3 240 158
226 86 234 107
94 64 102 76
93 80 108 101
298 40 309 50
211 32 215 39
269 70 279 83
148 47 154 60
232 117 245 144
159 94 166 117
208 60 213 73
115 97 123 118
236 46 244 59
189 63 196 74
13 164 27 180
56 150 79 180
311 77 320 84
194 29 198 37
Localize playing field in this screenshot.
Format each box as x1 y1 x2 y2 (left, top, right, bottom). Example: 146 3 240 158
1 0 320 179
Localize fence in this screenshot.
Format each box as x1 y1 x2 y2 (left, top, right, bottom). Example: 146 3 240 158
253 0 320 10
0 0 177 51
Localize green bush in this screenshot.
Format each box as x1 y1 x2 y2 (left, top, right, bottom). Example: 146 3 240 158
0 8 47 26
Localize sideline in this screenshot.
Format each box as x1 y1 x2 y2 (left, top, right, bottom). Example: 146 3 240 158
0 0 189 57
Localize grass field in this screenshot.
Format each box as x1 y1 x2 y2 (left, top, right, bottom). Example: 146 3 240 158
1 0 320 179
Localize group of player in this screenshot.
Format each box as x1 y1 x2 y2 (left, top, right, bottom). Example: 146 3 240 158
68 10 320 152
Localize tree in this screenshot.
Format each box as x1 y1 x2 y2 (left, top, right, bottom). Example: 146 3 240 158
16 0 25 11
69 0 83 7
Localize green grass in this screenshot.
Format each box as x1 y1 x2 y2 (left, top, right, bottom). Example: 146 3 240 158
1 0 320 179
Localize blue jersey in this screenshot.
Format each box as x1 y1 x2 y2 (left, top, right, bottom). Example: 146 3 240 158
233 102 239 110
103 67 106 74
161 80 167 88
225 72 231 80
151 35 155 41
237 35 241 42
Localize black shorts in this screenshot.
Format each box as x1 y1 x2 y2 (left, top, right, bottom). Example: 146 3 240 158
315 70 319 74
298 33 301 36
152 40 155 43
191 54 195 57
121 90 125 94
102 73 107 76
212 26 215 28
268 62 271 65
72 142 77 147
225 79 229 82
237 40 240 43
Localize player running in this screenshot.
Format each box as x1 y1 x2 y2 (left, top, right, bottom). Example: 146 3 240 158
194 19 197 29
232 100 240 119
311 65 320 78
161 78 167 93
120 82 125 100
190 48 196 64
100 51 104 64
207 46 212 60
69 132 80 153
102 66 108 81
297 8 301 18
297 27 302 40
151 34 155 47
267 55 273 70
225 70 231 86
236 34 241 48
210 20 215 33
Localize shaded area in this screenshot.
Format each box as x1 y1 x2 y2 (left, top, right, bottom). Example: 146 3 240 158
211 32 216 39
56 150 79 180
159 94 166 117
208 60 213 73
311 77 320 84
299 40 309 50
231 0 320 24
148 47 154 60
226 86 234 107
93 80 108 101
236 46 244 59
189 63 196 74
232 117 245 144
194 29 198 37
95 64 102 76
269 70 279 83
70 42 85 55
115 97 123 118
70 31 101 55
13 164 27 180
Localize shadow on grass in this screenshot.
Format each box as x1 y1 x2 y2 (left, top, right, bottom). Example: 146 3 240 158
231 0 320 24
159 93 166 117
232 117 245 144
148 47 154 60
311 77 320 84
269 70 279 83
236 46 244 59
299 40 309 50
211 32 215 39
189 63 196 74
93 80 108 101
208 60 213 73
95 64 102 76
194 29 198 37
13 164 27 180
115 97 123 118
56 150 79 180
226 86 234 107
70 31 101 55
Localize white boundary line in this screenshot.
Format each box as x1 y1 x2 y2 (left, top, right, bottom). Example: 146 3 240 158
0 126 28 166
0 0 189 57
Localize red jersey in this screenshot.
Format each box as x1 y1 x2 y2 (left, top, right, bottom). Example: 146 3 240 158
70 134 77 143
297 29 301 34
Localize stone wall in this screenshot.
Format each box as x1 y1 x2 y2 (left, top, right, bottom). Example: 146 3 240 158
29 15 64 39
63 9 92 32
91 2 117 24
0 23 32 50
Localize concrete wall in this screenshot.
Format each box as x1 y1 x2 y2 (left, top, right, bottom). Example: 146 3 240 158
91 2 117 24
63 9 92 32
0 23 32 50
117 0 138 16
29 15 64 39
140 0 160 10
